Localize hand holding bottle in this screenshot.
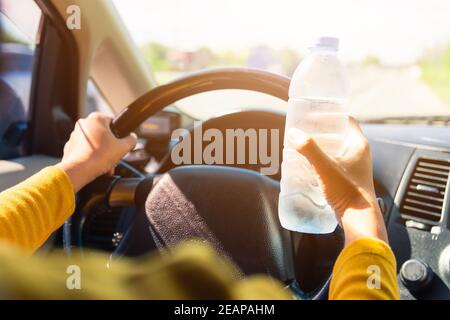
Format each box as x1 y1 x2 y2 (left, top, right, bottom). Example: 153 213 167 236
289 117 388 245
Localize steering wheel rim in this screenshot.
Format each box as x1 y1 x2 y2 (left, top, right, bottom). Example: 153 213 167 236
110 68 290 138
68 68 332 299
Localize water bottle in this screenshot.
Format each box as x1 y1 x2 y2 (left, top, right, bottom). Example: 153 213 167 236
278 37 350 234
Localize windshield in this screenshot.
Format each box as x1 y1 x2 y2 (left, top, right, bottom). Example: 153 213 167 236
113 0 450 121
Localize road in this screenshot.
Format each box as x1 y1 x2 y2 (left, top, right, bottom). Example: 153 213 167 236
349 66 450 119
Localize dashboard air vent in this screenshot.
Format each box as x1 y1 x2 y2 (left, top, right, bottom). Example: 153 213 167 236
82 206 124 252
400 158 449 228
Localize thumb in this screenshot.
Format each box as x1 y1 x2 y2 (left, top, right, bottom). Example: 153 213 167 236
121 132 138 151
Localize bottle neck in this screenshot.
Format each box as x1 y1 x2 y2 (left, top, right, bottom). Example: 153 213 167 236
309 47 338 55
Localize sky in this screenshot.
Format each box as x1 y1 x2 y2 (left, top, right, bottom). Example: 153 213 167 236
113 0 450 65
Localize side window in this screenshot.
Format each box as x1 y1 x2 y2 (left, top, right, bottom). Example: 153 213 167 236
0 0 41 159
85 79 114 117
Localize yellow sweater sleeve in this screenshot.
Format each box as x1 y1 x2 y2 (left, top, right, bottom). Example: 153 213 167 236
329 237 400 300
0 166 75 253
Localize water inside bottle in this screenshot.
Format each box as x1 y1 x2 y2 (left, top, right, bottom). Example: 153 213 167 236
279 97 348 233
287 97 349 157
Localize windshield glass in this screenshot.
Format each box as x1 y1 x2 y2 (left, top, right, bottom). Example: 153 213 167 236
113 0 450 121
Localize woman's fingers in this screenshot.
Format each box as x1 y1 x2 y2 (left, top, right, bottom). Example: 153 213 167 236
288 128 364 214
337 117 369 162
288 129 352 191
348 117 369 148
122 132 138 150
349 116 363 134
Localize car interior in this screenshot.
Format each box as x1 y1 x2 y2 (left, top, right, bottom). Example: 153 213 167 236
0 0 449 300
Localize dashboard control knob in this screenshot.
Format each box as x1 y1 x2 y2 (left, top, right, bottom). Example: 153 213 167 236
400 259 433 292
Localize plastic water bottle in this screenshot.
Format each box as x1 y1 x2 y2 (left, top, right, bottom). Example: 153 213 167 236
278 37 350 234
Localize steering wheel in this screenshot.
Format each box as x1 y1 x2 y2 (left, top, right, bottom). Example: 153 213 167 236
65 68 332 300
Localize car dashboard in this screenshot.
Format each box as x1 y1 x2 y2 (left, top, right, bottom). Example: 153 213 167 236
363 124 450 300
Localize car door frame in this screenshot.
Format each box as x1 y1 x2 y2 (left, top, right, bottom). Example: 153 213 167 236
27 0 79 158
0 0 79 189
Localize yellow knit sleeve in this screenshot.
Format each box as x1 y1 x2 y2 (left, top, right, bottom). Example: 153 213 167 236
329 237 400 300
0 166 75 254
